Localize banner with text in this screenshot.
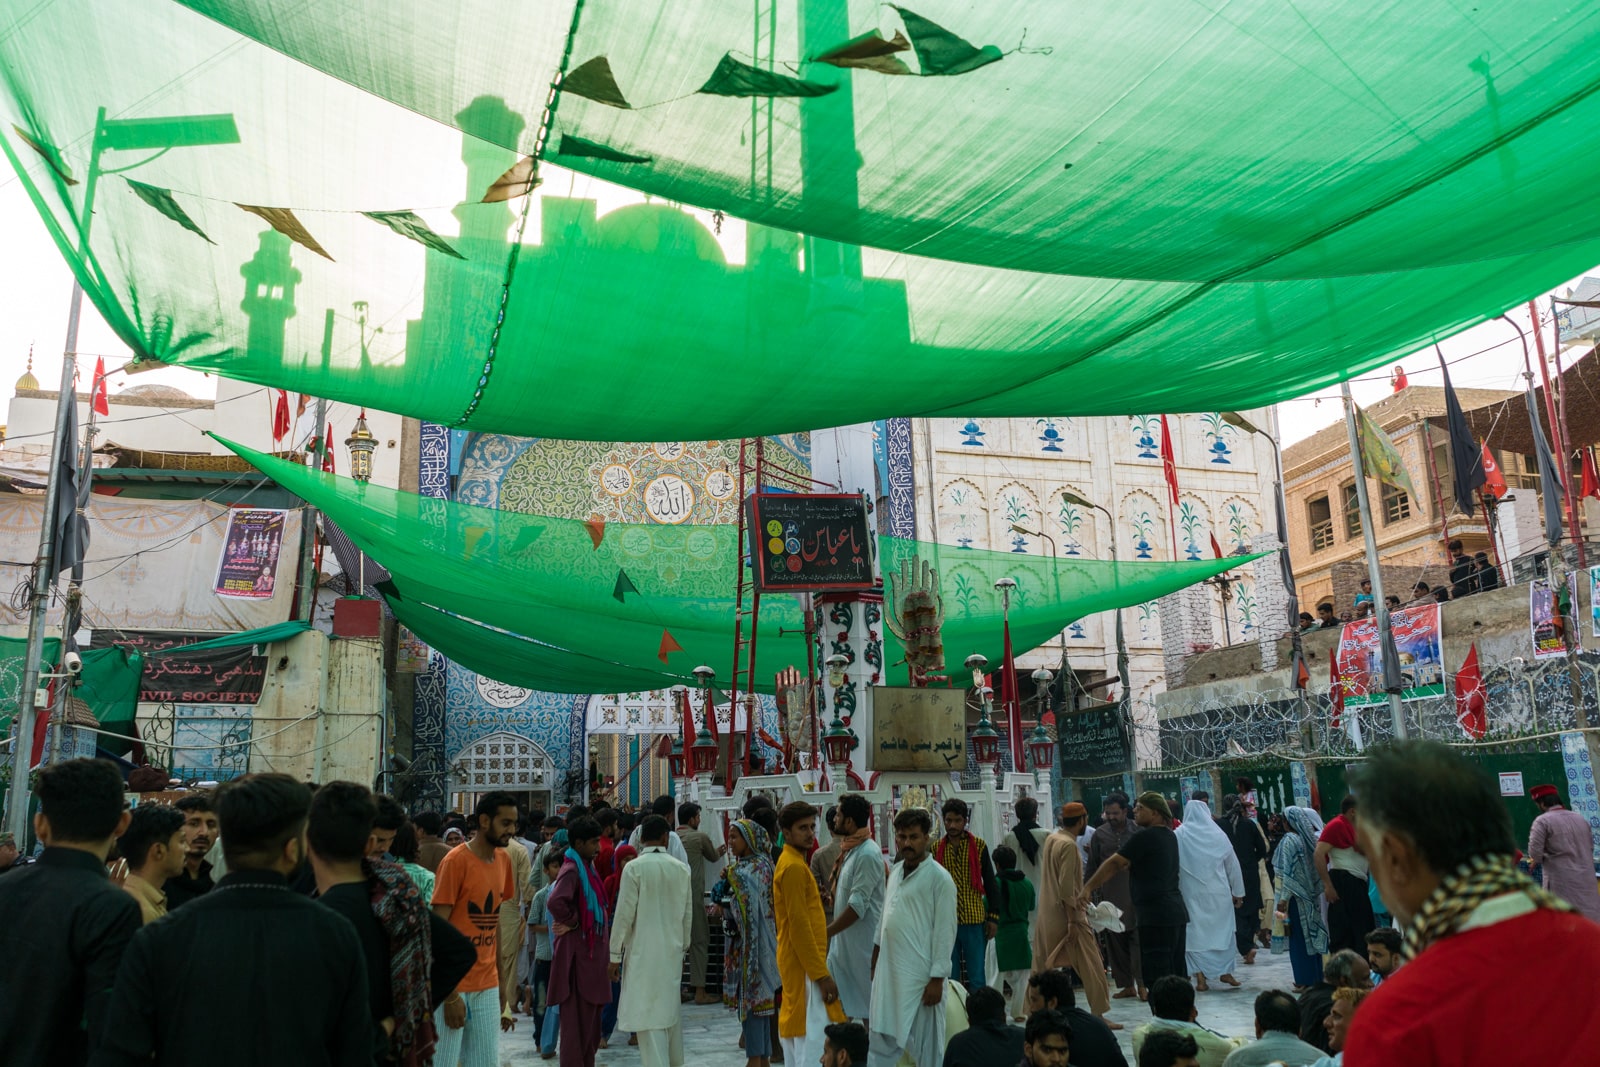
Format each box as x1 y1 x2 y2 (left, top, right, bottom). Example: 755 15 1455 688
1334 604 1444 705
91 630 266 704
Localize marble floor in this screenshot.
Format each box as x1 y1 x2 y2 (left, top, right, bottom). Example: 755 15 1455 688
497 948 1300 1066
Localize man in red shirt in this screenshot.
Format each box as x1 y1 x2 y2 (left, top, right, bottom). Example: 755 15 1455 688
1314 795 1376 957
1342 741 1600 1066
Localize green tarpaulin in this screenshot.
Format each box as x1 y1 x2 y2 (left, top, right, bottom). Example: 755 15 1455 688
223 437 1265 694
2 2 1598 439
146 620 313 655
0 638 143 757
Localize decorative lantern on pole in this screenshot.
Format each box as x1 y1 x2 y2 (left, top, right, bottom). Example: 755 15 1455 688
666 686 688 788
822 653 854 787
1028 667 1056 789
344 409 377 483
691 666 720 787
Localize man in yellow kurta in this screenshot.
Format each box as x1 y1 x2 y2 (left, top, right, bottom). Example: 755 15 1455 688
774 802 846 1066
1032 802 1115 1026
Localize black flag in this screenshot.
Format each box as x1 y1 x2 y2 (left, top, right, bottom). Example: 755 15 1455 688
53 389 89 577
1439 357 1486 514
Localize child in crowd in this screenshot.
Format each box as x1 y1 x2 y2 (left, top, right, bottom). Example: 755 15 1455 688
991 844 1036 1021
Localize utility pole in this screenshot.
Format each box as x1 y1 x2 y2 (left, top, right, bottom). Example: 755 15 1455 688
1340 384 1408 743
296 310 334 623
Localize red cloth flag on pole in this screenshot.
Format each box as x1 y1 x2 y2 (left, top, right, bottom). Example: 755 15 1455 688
1480 443 1507 500
1581 447 1600 502
1455 643 1488 739
271 390 291 443
1293 650 1310 691
1210 532 1225 560
91 357 109 416
320 422 336 473
657 628 683 664
999 619 1024 771
1159 415 1180 557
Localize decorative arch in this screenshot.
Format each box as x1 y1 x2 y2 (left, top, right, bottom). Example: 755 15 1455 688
1222 497 1260 553
448 731 555 793
938 478 987 550
1120 489 1166 560
1052 483 1097 557
1175 493 1213 561
993 482 1040 554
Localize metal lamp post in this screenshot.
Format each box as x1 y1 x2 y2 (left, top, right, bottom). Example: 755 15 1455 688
1029 666 1055 792
1060 490 1138 787
7 109 240 841
822 653 853 790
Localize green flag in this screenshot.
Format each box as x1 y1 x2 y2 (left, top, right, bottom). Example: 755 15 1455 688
127 179 213 243
1356 404 1418 501
362 209 464 259
613 568 639 603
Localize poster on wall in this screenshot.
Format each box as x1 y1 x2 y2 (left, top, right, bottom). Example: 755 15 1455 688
1530 576 1577 660
214 509 288 599
871 687 965 771
1589 566 1600 638
1334 603 1444 705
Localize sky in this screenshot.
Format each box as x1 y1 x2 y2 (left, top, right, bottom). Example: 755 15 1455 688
0 170 1595 449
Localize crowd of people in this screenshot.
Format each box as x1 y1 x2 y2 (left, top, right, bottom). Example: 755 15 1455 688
1 739 1596 1066
1301 543 1502 632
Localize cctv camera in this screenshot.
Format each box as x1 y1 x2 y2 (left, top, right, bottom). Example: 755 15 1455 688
63 651 83 675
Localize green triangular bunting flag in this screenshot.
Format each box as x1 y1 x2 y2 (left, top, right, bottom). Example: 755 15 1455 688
127 180 213 243
11 125 77 185
613 569 639 603
553 135 652 165
894 6 1003 75
564 56 632 109
362 209 465 259
814 30 913 75
699 53 838 98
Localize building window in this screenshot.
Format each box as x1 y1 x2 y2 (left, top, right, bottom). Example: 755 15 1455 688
1308 495 1333 551
1382 483 1411 524
1342 483 1362 538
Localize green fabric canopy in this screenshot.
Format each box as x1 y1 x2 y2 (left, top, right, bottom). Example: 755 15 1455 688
0 638 143 757
2 2 1598 439
223 437 1265 694
146 621 313 655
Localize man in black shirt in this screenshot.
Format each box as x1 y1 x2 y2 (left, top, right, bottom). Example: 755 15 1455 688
94 774 372 1067
1080 791 1188 986
1447 538 1475 599
1024 969 1129 1067
0 758 141 1066
943 985 1022 1067
162 793 218 910
308 781 475 1063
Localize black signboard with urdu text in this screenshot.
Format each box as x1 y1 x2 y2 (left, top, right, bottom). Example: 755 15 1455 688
1056 704 1130 779
90 630 266 705
747 494 874 592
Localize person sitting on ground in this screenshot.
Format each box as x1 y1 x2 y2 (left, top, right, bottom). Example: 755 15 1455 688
1315 604 1339 629
1139 1028 1202 1067
1310 986 1368 1067
1025 969 1128 1067
1130 976 1243 1067
1221 989 1324 1067
1472 552 1499 593
1022 1008 1075 1067
120 804 188 925
942 985 1022 1067
1342 740 1600 1066
1297 950 1369 1052
1362 927 1402 988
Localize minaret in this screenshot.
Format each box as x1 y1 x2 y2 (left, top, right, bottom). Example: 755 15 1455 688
454 96 528 249
238 230 301 364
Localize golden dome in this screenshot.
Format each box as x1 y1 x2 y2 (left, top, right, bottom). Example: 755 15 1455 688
15 346 38 392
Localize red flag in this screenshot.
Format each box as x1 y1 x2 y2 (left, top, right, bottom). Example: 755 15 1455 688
1480 443 1507 500
1328 648 1344 730
1391 365 1409 391
583 516 606 549
1582 447 1600 502
1000 620 1024 770
1293 650 1310 691
320 422 336 473
1454 643 1487 739
1158 415 1180 506
1210 532 1225 560
271 390 291 443
91 357 109 416
657 628 683 664
679 686 694 750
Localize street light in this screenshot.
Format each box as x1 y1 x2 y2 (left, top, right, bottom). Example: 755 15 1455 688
1028 666 1056 783
821 653 854 777
1059 490 1137 786
971 685 1002 769
7 108 240 842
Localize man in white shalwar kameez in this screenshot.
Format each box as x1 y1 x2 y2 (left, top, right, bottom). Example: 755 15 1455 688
1173 799 1245 990
609 818 694 1067
826 793 887 1024
869 808 957 1067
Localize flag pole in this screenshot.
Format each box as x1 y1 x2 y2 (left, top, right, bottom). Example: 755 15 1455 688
1340 383 1409 742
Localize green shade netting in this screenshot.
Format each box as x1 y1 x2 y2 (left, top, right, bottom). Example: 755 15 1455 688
0 638 144 757
145 621 313 655
223 437 1263 694
8 3 1600 441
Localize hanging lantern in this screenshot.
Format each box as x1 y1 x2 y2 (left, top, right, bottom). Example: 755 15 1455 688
971 685 1001 768
667 736 686 779
690 724 719 776
1027 722 1055 772
822 719 854 767
344 409 377 483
